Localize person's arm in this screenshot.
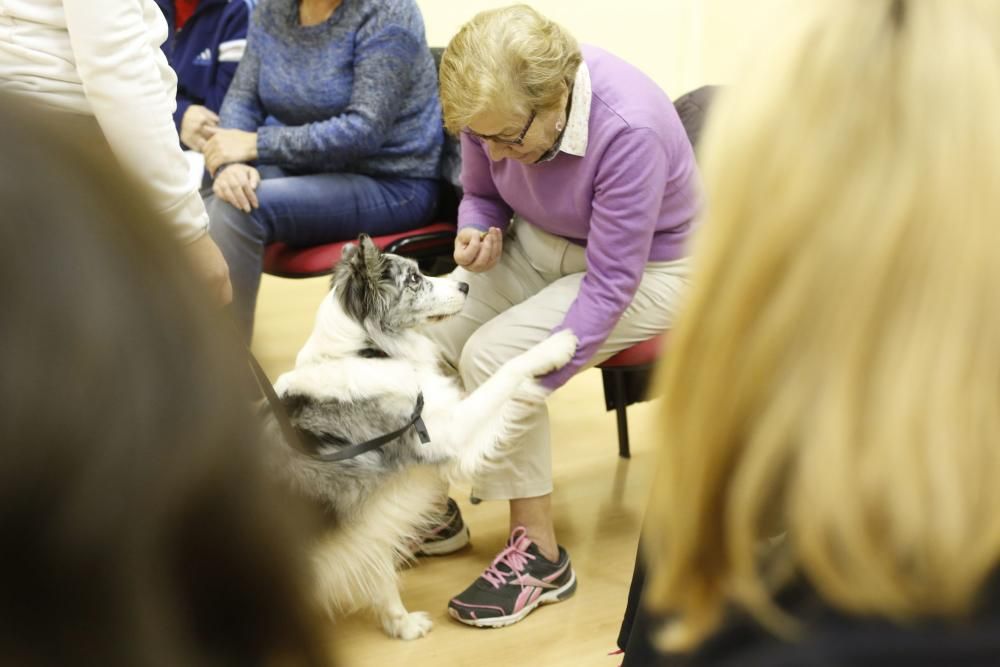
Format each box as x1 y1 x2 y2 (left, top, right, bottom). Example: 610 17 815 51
254 13 421 171
180 3 251 151
456 132 514 234
540 128 669 389
173 93 196 132
217 20 266 133
62 0 207 243
152 0 192 132
204 2 253 115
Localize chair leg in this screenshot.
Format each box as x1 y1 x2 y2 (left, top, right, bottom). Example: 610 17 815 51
611 370 631 459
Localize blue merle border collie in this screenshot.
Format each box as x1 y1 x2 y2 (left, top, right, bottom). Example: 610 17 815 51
265 235 576 640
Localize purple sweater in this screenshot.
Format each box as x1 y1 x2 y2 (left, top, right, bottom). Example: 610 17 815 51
458 45 700 388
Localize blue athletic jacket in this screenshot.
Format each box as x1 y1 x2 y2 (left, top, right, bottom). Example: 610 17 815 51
154 0 255 130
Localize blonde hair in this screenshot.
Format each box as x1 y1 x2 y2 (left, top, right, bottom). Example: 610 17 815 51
645 0 1000 651
438 4 582 135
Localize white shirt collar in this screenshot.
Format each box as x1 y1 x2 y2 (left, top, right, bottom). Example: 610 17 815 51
559 61 591 157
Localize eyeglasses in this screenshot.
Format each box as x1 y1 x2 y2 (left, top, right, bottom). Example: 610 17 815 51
464 110 536 146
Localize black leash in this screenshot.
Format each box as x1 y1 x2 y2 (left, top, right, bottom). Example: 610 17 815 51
247 352 430 463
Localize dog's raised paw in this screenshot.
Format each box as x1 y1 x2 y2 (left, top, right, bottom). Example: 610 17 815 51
386 611 433 640
524 330 579 377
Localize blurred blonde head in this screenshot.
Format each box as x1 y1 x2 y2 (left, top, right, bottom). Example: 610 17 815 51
645 0 1000 650
438 4 581 135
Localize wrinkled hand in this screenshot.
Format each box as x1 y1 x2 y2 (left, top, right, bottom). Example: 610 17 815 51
179 104 219 152
454 226 502 272
184 233 233 305
213 163 260 213
203 128 258 175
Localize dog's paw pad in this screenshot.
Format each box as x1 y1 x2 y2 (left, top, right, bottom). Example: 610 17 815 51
386 611 433 640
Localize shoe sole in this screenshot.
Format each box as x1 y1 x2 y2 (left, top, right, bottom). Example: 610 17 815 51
448 569 577 628
415 525 470 556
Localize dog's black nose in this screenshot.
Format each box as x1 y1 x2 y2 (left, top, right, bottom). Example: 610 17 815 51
458 282 470 294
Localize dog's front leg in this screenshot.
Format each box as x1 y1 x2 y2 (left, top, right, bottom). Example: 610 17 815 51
439 331 577 476
451 330 578 438
371 577 432 640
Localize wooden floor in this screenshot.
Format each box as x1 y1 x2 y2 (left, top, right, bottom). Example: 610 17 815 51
253 274 662 667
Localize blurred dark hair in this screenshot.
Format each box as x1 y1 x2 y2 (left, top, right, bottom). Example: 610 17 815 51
0 98 331 666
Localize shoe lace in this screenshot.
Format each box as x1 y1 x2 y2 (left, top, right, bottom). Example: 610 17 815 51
481 527 535 589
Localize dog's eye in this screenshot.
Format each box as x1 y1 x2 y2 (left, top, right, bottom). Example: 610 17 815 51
407 273 422 287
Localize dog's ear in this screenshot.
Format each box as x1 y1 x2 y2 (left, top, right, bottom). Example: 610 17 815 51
352 234 384 284
341 242 358 263
332 242 359 289
358 234 380 266
330 234 388 322
332 234 389 323
338 242 359 273
339 236 376 275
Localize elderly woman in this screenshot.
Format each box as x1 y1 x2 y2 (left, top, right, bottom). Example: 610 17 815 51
430 5 699 628
204 0 442 339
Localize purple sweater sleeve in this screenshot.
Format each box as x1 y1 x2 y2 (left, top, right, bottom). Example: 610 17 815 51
541 128 667 389
457 133 514 233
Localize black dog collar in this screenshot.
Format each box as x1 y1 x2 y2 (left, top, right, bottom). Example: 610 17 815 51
248 353 430 464
296 392 430 462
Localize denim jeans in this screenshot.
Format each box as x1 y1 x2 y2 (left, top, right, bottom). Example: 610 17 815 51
207 166 439 341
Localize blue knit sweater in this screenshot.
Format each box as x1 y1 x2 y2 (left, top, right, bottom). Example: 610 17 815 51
220 0 442 178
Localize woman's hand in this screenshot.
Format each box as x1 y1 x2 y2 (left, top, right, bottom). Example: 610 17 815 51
454 226 503 272
204 129 258 175
179 105 219 152
213 164 261 214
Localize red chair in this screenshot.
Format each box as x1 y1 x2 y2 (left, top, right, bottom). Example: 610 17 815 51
598 334 665 459
263 222 457 278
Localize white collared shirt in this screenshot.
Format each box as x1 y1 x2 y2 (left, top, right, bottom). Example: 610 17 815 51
558 61 592 158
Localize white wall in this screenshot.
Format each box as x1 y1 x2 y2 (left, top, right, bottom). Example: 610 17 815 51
415 0 794 98
700 0 795 87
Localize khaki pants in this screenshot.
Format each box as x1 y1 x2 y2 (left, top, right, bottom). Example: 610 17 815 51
425 219 689 500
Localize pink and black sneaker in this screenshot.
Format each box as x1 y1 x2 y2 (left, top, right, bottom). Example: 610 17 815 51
415 497 470 556
448 526 577 628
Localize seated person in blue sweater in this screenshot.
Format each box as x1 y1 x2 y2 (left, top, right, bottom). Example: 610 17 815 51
204 0 443 339
154 0 255 152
